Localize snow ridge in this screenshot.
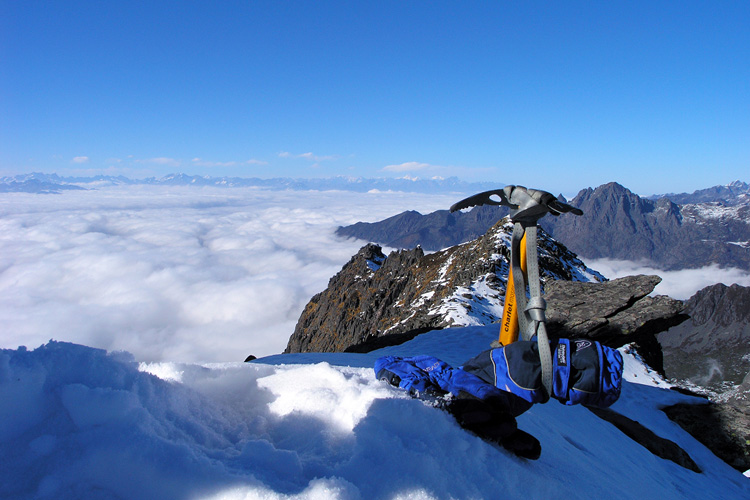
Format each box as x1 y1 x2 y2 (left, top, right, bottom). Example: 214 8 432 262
3 328 749 499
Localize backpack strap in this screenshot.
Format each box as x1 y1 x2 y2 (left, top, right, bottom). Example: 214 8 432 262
518 224 553 397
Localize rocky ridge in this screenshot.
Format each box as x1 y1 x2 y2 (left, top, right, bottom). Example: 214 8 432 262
653 180 750 205
285 218 605 354
336 181 750 271
285 218 687 363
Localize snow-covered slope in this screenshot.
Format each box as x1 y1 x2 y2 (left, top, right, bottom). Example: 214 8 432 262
2 326 749 499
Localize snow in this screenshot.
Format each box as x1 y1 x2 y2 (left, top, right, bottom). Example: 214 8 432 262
619 344 674 389
432 277 506 327
681 202 745 223
2 326 749 499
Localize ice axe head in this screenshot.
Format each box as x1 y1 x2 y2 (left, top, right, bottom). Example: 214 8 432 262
450 185 583 225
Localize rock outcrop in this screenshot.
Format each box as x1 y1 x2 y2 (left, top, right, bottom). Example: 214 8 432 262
285 218 687 358
285 218 602 354
545 275 688 373
659 283 750 386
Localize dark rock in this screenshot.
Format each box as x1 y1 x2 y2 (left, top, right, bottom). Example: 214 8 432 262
545 275 689 373
285 218 603 354
659 283 750 387
244 355 257 362
681 283 750 327
663 400 750 472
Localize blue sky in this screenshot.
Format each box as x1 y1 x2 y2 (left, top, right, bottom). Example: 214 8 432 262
1 1 748 195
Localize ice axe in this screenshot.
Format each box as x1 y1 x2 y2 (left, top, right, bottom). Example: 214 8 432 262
450 186 583 395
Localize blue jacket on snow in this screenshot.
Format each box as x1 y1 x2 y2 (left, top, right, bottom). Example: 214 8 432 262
374 354 532 417
375 338 623 413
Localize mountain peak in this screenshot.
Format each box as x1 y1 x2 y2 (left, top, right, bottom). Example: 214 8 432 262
287 218 605 354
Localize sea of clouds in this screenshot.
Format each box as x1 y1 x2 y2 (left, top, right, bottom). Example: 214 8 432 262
586 258 750 300
0 186 459 363
3 185 749 364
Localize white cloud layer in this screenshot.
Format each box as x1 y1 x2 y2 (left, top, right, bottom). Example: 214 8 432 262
585 258 750 300
5 186 747 364
0 186 458 363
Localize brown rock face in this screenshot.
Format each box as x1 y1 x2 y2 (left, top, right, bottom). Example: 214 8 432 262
284 218 687 357
285 219 602 353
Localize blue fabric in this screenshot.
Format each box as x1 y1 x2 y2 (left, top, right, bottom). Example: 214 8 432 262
374 355 532 417
552 338 571 405
465 339 624 408
375 338 623 414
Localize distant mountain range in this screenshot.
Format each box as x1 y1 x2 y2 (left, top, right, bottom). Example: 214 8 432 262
0 172 499 194
0 177 87 194
651 180 750 205
337 181 750 271
6 173 748 270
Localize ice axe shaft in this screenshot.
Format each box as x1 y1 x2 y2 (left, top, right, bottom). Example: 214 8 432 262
450 185 583 398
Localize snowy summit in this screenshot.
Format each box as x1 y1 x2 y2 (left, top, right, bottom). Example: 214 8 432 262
2 325 748 499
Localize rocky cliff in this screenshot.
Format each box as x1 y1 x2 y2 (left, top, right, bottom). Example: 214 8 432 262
337 205 511 251
659 283 750 388
286 218 687 364
285 218 602 353
544 182 750 270
656 283 750 471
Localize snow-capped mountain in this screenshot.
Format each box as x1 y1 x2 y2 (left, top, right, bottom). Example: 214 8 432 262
653 180 750 206
337 181 750 271
0 172 499 194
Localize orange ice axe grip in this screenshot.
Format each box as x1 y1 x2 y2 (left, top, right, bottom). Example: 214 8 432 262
499 232 526 345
